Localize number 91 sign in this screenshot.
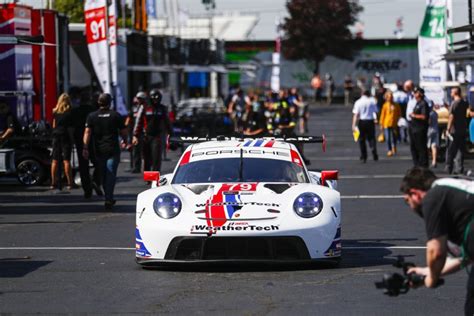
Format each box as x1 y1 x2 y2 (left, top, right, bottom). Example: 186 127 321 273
85 7 116 45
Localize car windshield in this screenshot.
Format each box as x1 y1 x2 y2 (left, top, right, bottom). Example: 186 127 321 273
172 158 308 184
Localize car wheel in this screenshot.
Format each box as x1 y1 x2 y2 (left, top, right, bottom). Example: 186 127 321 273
16 159 46 186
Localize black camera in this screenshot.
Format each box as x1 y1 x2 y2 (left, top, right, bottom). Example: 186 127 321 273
375 256 442 296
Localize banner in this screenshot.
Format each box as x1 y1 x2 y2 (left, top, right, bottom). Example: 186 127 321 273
147 0 157 19
84 0 127 115
418 0 447 105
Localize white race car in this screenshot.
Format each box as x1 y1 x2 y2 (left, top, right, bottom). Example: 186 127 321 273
135 136 341 267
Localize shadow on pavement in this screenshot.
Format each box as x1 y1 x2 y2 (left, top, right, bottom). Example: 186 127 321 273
139 261 340 273
0 258 52 278
341 238 419 269
0 194 137 214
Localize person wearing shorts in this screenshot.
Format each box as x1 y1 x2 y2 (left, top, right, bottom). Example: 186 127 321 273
427 107 439 168
50 93 74 190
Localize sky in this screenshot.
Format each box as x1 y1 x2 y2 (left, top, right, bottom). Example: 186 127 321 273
12 0 471 40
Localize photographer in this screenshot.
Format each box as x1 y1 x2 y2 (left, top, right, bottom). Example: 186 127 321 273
400 167 474 315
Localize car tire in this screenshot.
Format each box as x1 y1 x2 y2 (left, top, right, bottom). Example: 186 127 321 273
16 159 46 186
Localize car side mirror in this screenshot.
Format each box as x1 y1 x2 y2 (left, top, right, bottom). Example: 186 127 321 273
321 170 338 186
144 171 160 188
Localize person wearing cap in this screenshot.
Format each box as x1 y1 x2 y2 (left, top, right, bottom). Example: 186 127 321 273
83 93 129 210
409 87 430 167
132 89 172 172
125 91 147 173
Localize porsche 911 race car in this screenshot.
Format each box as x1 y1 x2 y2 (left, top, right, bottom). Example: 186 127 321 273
135 136 341 267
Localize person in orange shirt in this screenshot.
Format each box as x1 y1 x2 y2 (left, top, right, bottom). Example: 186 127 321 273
379 90 401 156
311 74 324 103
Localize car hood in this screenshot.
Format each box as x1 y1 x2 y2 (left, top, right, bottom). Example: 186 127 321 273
153 182 340 227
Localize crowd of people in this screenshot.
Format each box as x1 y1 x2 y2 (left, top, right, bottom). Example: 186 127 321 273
28 89 172 210
226 87 309 137
351 78 474 174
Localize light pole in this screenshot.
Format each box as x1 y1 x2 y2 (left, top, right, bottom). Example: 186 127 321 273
203 0 217 99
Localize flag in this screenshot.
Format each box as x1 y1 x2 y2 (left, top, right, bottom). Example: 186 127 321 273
418 0 447 105
84 0 127 115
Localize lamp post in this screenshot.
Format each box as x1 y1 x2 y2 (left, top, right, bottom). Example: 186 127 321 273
203 0 217 99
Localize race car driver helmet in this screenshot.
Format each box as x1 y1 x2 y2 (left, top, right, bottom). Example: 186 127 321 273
149 89 162 104
135 91 147 100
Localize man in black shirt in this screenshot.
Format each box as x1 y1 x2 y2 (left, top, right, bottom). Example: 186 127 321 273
408 87 430 167
242 95 267 137
400 167 474 315
132 89 171 172
71 96 96 198
446 87 469 174
83 93 128 210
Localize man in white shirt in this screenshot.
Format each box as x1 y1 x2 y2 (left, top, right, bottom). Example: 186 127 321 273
404 80 416 121
352 90 379 163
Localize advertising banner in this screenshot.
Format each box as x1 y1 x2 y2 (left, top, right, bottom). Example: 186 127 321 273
84 0 127 115
418 0 447 105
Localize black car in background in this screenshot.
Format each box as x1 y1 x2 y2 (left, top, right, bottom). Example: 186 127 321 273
171 98 233 139
0 122 79 186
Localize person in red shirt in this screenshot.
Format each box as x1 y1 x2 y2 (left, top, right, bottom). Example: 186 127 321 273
132 89 171 172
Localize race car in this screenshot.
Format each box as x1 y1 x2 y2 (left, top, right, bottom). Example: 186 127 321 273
135 136 341 267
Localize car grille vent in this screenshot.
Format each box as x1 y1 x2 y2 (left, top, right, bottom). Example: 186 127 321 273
165 236 310 261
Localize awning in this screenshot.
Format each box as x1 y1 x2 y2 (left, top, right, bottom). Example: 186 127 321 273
443 51 474 61
0 35 54 46
447 24 474 35
124 64 228 73
0 91 35 97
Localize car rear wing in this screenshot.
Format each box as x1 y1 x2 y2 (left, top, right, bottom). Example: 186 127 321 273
170 135 327 152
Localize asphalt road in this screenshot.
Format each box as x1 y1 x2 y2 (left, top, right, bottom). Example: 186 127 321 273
1 104 473 315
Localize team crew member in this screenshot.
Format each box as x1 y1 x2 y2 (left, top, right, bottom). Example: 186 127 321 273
132 89 171 172
272 89 296 135
400 167 474 315
83 93 128 210
408 87 430 167
272 89 310 164
352 90 378 163
227 88 250 133
126 92 147 173
71 94 96 198
446 87 469 174
242 95 267 136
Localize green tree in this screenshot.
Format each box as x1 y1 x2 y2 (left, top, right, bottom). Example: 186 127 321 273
281 0 363 73
53 0 132 27
53 0 84 23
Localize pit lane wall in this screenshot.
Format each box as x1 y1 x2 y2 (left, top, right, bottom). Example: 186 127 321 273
226 39 419 96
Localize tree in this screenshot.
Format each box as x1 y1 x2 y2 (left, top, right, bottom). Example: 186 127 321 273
53 0 132 27
53 0 84 23
281 0 363 74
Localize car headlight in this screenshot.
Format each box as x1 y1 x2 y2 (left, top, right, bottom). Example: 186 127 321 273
153 193 182 219
293 193 323 218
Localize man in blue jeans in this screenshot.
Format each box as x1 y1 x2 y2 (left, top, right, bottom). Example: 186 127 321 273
82 93 128 210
